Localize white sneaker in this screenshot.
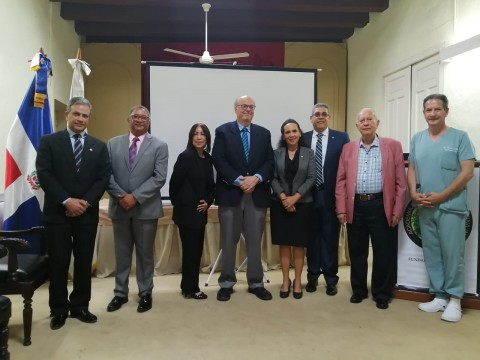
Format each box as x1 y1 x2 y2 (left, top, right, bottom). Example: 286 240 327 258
418 298 448 312
441 300 462 322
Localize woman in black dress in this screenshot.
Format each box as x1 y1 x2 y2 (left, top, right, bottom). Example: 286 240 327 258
271 119 315 299
169 123 215 299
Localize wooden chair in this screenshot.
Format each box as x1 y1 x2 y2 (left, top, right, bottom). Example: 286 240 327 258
0 227 49 346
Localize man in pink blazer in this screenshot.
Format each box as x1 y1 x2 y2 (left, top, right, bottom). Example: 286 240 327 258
336 108 406 310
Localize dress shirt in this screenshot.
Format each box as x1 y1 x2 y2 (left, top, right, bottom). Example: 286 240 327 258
129 133 146 156
233 121 263 185
310 128 329 168
356 136 382 194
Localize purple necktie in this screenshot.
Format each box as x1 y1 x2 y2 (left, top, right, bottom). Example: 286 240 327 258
129 137 139 167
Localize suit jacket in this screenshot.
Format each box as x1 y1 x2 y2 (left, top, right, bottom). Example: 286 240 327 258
107 133 168 220
212 121 274 207
36 129 110 224
271 146 315 203
169 147 215 229
335 136 407 224
304 129 350 210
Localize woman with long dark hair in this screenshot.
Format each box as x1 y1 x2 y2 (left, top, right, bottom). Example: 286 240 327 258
169 123 215 299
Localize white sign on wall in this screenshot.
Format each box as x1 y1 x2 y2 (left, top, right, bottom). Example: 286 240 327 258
397 166 479 296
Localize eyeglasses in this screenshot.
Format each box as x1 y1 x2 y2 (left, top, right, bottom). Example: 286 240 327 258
130 114 150 121
236 104 256 110
313 112 329 118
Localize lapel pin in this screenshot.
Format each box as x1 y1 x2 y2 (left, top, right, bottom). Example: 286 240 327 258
89 148 93 151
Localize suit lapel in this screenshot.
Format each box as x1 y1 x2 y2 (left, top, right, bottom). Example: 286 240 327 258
130 134 152 171
379 138 389 187
276 147 286 175
229 122 247 163
292 147 307 184
62 130 77 173
325 131 337 164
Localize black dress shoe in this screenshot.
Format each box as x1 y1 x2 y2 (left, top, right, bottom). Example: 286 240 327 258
305 280 318 293
292 279 303 299
137 294 152 313
70 309 97 323
376 300 389 310
217 288 233 301
183 291 208 300
326 284 338 296
50 314 68 330
107 296 128 312
293 290 303 299
350 294 368 304
248 287 273 301
279 279 291 299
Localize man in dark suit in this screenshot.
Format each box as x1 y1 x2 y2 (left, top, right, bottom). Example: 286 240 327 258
36 97 110 330
304 103 350 296
212 95 274 301
106 105 168 313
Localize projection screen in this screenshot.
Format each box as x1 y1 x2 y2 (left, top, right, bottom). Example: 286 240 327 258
143 62 317 197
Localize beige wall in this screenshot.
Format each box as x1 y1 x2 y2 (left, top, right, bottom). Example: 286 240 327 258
0 0 79 186
285 42 347 131
347 0 480 150
82 44 142 142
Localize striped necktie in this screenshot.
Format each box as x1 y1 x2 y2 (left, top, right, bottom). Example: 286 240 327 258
129 137 139 167
73 133 83 172
241 127 249 161
315 133 323 186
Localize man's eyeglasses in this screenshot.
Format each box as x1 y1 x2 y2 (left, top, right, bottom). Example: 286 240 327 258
237 104 256 110
130 114 150 121
313 112 329 118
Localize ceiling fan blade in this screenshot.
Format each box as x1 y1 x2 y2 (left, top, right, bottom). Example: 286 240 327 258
164 48 200 59
211 52 250 60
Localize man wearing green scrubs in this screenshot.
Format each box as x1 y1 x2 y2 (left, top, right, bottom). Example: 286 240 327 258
408 94 475 323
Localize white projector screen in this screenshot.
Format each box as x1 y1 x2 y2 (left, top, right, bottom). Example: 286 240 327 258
144 62 317 197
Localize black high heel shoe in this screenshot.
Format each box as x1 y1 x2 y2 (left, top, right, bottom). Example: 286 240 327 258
182 291 208 300
279 279 292 299
292 279 303 299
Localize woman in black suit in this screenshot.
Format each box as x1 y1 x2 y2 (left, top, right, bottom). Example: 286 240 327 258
169 123 215 300
271 119 315 299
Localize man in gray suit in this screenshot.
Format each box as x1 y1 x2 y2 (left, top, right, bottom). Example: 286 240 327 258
106 105 168 313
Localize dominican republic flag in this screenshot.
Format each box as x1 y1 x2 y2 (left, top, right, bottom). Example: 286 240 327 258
3 53 53 253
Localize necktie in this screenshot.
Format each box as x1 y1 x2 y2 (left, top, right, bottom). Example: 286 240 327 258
241 127 249 161
129 137 139 166
73 133 83 172
315 133 323 186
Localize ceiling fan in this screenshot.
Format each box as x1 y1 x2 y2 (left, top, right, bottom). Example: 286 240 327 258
164 3 249 64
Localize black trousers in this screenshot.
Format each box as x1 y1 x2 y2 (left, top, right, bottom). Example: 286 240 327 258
179 226 206 294
307 189 341 286
46 222 97 315
347 198 398 302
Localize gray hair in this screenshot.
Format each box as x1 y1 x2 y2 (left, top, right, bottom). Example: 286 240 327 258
356 108 379 122
312 102 329 115
128 105 151 118
234 95 254 107
66 97 92 113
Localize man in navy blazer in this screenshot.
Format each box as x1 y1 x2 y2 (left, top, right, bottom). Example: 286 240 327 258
212 95 274 301
36 97 110 330
304 103 350 296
